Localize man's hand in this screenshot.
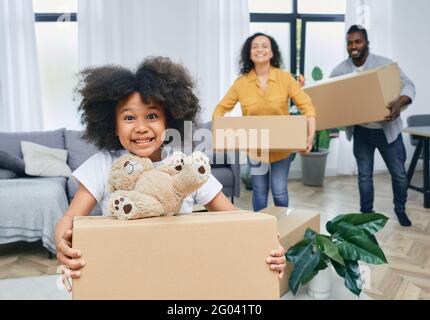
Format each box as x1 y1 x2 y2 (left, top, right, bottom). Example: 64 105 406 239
385 96 412 121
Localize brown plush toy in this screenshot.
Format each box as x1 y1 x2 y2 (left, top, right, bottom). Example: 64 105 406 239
107 151 211 220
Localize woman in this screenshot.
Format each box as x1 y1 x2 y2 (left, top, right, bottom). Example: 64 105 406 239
213 33 316 212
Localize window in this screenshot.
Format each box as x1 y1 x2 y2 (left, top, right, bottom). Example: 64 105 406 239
249 0 346 80
33 0 80 130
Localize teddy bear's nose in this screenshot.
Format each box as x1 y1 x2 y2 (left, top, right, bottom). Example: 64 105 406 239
175 165 182 171
198 166 205 174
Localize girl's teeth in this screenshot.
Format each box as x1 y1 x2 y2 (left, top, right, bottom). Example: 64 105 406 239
135 139 152 144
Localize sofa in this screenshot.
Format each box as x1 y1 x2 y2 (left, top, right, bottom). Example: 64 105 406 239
0 125 240 254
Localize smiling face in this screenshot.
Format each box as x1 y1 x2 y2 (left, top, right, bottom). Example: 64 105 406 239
250 35 274 66
115 92 166 162
347 31 369 65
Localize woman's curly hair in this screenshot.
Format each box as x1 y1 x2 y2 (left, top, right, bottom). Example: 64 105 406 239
76 57 201 151
238 32 284 75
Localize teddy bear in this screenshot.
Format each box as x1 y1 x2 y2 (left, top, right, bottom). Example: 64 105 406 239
107 151 211 220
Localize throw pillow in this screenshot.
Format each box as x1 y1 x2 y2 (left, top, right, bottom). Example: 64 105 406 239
21 141 72 177
0 168 17 179
0 150 26 175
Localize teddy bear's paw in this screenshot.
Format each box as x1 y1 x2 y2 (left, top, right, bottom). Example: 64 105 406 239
190 151 211 177
123 159 144 176
168 151 187 171
111 195 140 220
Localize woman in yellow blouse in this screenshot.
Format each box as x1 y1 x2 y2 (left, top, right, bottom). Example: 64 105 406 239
213 33 317 211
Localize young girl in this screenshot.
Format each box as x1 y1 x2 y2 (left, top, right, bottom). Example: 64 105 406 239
55 57 286 291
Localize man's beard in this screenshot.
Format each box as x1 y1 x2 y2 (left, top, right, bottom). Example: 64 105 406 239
350 46 369 61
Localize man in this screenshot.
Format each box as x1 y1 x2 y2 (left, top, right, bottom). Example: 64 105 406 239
331 25 416 227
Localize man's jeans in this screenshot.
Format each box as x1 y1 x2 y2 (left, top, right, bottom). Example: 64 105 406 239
353 126 408 214
248 155 293 212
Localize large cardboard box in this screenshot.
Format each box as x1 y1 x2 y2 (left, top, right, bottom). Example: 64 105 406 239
260 207 320 296
303 63 402 131
72 211 280 300
212 115 307 152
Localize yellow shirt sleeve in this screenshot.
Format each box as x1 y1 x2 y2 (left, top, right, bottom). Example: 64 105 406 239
212 81 239 118
285 72 317 118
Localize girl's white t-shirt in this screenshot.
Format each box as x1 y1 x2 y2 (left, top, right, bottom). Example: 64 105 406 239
72 150 223 215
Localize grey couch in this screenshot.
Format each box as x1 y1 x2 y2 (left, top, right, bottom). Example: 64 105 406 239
0 126 240 254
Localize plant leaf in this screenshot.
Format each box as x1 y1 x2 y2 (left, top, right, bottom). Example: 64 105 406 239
327 213 389 235
316 234 345 266
334 222 388 264
304 228 317 241
286 241 321 295
331 259 362 296
311 66 324 81
286 239 311 264
301 257 328 285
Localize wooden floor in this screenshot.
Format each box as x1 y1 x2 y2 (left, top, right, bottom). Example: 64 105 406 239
1 172 429 299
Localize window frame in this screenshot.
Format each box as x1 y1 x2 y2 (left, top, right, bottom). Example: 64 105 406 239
250 0 345 76
34 13 77 22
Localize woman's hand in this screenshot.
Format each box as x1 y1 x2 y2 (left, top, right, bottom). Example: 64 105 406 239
56 229 86 292
300 134 315 155
266 234 287 279
299 116 316 155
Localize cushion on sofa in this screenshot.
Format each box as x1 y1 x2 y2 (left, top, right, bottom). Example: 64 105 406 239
0 169 16 179
64 130 99 171
21 141 72 177
0 128 65 159
0 151 26 175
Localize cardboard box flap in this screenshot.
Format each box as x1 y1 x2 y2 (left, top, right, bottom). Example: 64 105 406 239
303 63 399 89
260 207 320 239
73 210 270 228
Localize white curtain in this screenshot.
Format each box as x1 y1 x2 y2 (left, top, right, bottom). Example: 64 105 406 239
334 0 394 175
196 0 249 121
0 0 43 132
77 0 249 122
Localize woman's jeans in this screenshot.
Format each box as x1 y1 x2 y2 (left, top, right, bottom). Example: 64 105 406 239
248 155 293 212
353 126 408 214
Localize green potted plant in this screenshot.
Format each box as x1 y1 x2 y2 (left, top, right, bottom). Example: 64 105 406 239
286 212 389 298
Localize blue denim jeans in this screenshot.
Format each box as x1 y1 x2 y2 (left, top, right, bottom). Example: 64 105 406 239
353 126 408 214
248 155 293 212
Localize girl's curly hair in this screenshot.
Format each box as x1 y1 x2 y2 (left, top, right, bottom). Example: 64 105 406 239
76 57 201 151
77 65 137 151
238 32 284 75
135 56 201 140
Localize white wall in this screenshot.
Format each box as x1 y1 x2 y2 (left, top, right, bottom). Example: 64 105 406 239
391 0 430 165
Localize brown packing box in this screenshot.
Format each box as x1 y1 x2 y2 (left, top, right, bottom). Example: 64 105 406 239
72 211 280 300
212 115 307 152
303 63 403 131
260 207 320 296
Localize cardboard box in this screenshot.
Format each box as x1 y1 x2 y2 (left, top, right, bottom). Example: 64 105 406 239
72 211 280 300
212 115 307 152
303 63 402 131
260 207 320 296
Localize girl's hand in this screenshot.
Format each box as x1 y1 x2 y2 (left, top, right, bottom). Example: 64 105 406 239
56 229 86 292
266 234 287 279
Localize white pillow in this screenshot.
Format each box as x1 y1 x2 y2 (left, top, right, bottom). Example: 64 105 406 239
21 141 72 177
